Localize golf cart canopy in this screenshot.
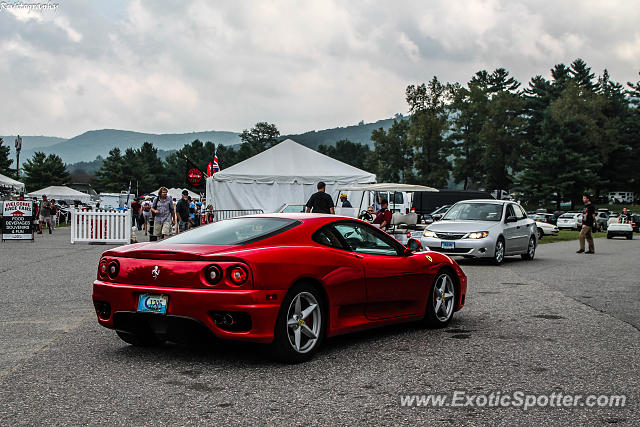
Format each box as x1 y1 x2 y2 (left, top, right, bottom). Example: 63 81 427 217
337 183 438 192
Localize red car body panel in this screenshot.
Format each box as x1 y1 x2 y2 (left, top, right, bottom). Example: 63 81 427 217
92 214 467 344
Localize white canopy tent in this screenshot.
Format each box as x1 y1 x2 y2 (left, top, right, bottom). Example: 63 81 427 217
0 173 25 192
150 188 201 201
206 139 376 212
27 185 91 203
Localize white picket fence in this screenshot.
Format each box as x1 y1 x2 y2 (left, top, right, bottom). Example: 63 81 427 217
70 210 131 244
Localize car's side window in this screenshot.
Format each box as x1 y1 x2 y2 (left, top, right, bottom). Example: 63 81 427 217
514 205 526 220
333 223 400 256
505 204 516 220
312 227 346 250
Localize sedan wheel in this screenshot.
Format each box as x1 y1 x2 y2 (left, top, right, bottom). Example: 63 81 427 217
493 238 505 265
424 271 456 327
272 284 325 363
521 236 536 260
537 227 543 240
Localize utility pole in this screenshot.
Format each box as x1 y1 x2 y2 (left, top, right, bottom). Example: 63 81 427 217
15 135 22 179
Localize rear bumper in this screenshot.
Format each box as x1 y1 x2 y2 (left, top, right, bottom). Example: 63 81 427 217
92 281 287 343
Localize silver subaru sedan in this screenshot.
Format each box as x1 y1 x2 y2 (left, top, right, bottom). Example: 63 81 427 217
419 199 537 265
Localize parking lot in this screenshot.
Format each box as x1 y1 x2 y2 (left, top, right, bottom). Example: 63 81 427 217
1 229 638 425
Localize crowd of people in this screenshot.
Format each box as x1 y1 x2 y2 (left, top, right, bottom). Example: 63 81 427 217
129 187 213 241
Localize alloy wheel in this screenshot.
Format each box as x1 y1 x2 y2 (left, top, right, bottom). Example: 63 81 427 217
286 292 322 354
432 274 455 322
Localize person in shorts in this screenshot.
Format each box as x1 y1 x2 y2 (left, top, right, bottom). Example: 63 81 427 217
38 195 52 234
151 187 175 240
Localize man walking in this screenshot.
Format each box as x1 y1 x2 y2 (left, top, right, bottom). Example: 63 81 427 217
38 195 52 234
577 194 596 254
306 182 335 214
151 187 176 240
175 190 190 233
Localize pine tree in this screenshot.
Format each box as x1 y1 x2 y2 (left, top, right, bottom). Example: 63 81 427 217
22 152 69 192
0 137 14 176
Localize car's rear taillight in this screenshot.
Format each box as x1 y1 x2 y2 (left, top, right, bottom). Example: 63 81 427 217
204 265 223 286
98 259 109 279
107 260 120 279
228 265 248 286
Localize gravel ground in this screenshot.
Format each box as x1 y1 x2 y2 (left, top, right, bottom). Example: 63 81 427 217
1 228 637 425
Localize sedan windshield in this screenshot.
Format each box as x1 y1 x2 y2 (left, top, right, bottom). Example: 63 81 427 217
164 217 300 245
441 202 503 222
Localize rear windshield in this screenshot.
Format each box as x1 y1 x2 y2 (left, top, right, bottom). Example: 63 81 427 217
163 217 300 245
442 202 503 221
559 214 578 218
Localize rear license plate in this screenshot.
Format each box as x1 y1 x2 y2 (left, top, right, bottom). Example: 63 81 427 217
441 241 455 250
137 294 168 314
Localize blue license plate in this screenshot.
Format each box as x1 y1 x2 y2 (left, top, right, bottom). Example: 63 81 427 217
137 294 168 314
441 241 455 250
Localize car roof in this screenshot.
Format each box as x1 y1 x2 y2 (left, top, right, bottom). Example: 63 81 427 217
455 199 506 205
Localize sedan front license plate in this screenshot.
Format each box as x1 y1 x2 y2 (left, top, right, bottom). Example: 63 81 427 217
441 241 455 250
137 294 168 314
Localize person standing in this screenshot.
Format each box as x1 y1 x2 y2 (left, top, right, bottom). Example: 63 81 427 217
141 197 152 235
151 187 176 240
339 193 352 208
175 190 190 233
577 194 596 254
49 199 57 231
131 198 142 230
38 195 52 234
305 182 335 214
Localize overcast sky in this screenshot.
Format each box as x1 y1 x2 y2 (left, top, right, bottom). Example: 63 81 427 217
1 0 639 138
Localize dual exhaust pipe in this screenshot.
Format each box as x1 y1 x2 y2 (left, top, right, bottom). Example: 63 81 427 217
213 313 235 326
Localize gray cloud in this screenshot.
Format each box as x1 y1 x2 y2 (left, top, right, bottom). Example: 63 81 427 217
0 0 639 138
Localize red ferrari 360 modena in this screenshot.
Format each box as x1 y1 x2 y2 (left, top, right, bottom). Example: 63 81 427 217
93 213 467 362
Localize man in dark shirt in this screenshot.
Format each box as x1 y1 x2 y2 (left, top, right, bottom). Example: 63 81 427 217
372 200 393 230
175 190 191 233
577 194 596 254
306 182 335 214
131 198 142 230
339 193 352 208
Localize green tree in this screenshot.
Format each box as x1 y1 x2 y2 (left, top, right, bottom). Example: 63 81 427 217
317 139 371 170
238 122 280 159
0 137 13 176
405 77 452 187
163 139 216 189
22 152 70 191
368 119 412 182
94 148 127 192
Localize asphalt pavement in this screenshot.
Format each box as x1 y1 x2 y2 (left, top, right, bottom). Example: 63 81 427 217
0 228 638 425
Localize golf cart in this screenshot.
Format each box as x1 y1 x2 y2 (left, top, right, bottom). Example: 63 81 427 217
334 183 438 244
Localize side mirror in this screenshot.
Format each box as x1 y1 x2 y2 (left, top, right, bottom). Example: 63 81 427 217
505 215 517 223
405 238 422 254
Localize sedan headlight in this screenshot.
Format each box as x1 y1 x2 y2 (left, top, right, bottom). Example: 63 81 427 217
423 230 437 238
467 231 489 239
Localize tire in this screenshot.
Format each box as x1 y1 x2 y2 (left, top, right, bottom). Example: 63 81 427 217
607 234 612 239
116 330 162 347
627 233 633 240
521 236 536 260
424 270 457 328
272 283 326 363
493 238 505 265
537 228 543 240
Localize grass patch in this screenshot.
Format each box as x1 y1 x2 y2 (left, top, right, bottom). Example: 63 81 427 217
538 229 607 244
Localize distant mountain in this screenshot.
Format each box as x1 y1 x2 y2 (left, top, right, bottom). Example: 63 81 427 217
17 116 405 167
281 117 403 150
20 129 242 164
1 135 67 159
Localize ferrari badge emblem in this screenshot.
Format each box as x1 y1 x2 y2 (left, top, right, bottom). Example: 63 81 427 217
152 266 160 280
425 255 433 262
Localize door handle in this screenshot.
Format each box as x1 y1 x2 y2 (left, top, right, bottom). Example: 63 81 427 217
352 253 363 259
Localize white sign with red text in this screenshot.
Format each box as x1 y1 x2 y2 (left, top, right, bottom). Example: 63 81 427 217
2 200 34 240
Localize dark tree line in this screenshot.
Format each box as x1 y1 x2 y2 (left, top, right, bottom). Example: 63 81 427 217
368 59 640 208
